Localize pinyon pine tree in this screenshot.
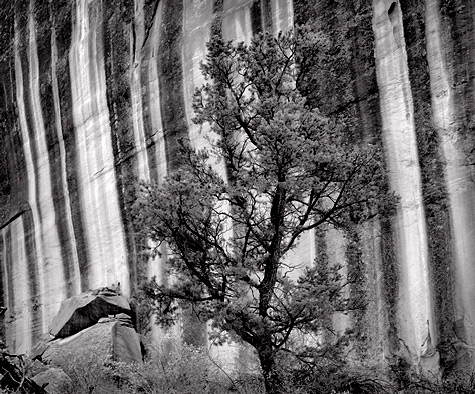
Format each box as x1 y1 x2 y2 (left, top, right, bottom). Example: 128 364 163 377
134 25 395 394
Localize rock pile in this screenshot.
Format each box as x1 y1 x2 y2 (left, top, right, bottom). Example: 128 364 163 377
49 286 133 338
28 286 142 393
33 286 142 363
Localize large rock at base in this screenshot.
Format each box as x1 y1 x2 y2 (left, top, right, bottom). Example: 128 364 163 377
48 287 132 338
43 315 142 366
31 368 72 394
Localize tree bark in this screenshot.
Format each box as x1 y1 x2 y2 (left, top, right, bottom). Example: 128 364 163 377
257 339 282 394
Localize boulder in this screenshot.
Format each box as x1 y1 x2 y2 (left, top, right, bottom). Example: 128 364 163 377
48 287 132 338
43 315 142 366
27 359 50 377
31 367 72 394
110 315 143 363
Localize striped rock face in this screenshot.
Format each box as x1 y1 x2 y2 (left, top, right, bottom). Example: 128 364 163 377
0 0 475 372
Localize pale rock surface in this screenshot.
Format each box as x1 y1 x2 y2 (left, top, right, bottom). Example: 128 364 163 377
372 0 435 361
269 0 294 35
1 219 32 353
222 0 253 43
43 316 142 366
69 0 129 293
183 0 213 154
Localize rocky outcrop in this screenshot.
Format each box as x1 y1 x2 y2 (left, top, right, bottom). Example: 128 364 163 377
48 286 131 338
1 0 475 376
32 287 142 365
42 315 142 366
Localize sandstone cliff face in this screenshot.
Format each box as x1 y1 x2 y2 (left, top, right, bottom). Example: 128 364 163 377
1 0 474 372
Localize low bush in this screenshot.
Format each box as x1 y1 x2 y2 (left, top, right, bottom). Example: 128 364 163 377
52 341 262 394
7 343 475 393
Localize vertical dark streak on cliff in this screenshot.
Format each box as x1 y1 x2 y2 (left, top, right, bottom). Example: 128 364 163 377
440 1 475 159
0 232 4 342
14 1 44 337
212 0 223 14
315 227 332 333
343 3 389 351
15 1 42 230
345 225 366 350
438 0 475 371
0 4 14 225
21 209 41 345
103 0 138 293
1 125 24 218
347 2 383 140
353 2 398 362
399 0 455 366
0 3 19 226
380 216 398 356
211 0 223 37
250 0 262 35
0 126 17 219
158 0 206 345
260 0 272 33
293 0 357 130
34 1 76 297
158 0 189 172
53 0 90 291
0 237 3 311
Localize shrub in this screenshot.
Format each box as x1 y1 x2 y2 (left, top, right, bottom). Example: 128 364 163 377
51 340 258 394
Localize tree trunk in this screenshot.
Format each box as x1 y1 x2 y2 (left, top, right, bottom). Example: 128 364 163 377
257 340 282 394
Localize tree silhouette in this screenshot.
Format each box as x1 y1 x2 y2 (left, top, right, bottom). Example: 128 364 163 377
134 26 395 394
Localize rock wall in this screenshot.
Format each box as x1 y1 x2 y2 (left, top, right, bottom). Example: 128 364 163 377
1 0 475 373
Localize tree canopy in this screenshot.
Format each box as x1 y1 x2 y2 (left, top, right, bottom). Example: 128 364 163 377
134 25 395 394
